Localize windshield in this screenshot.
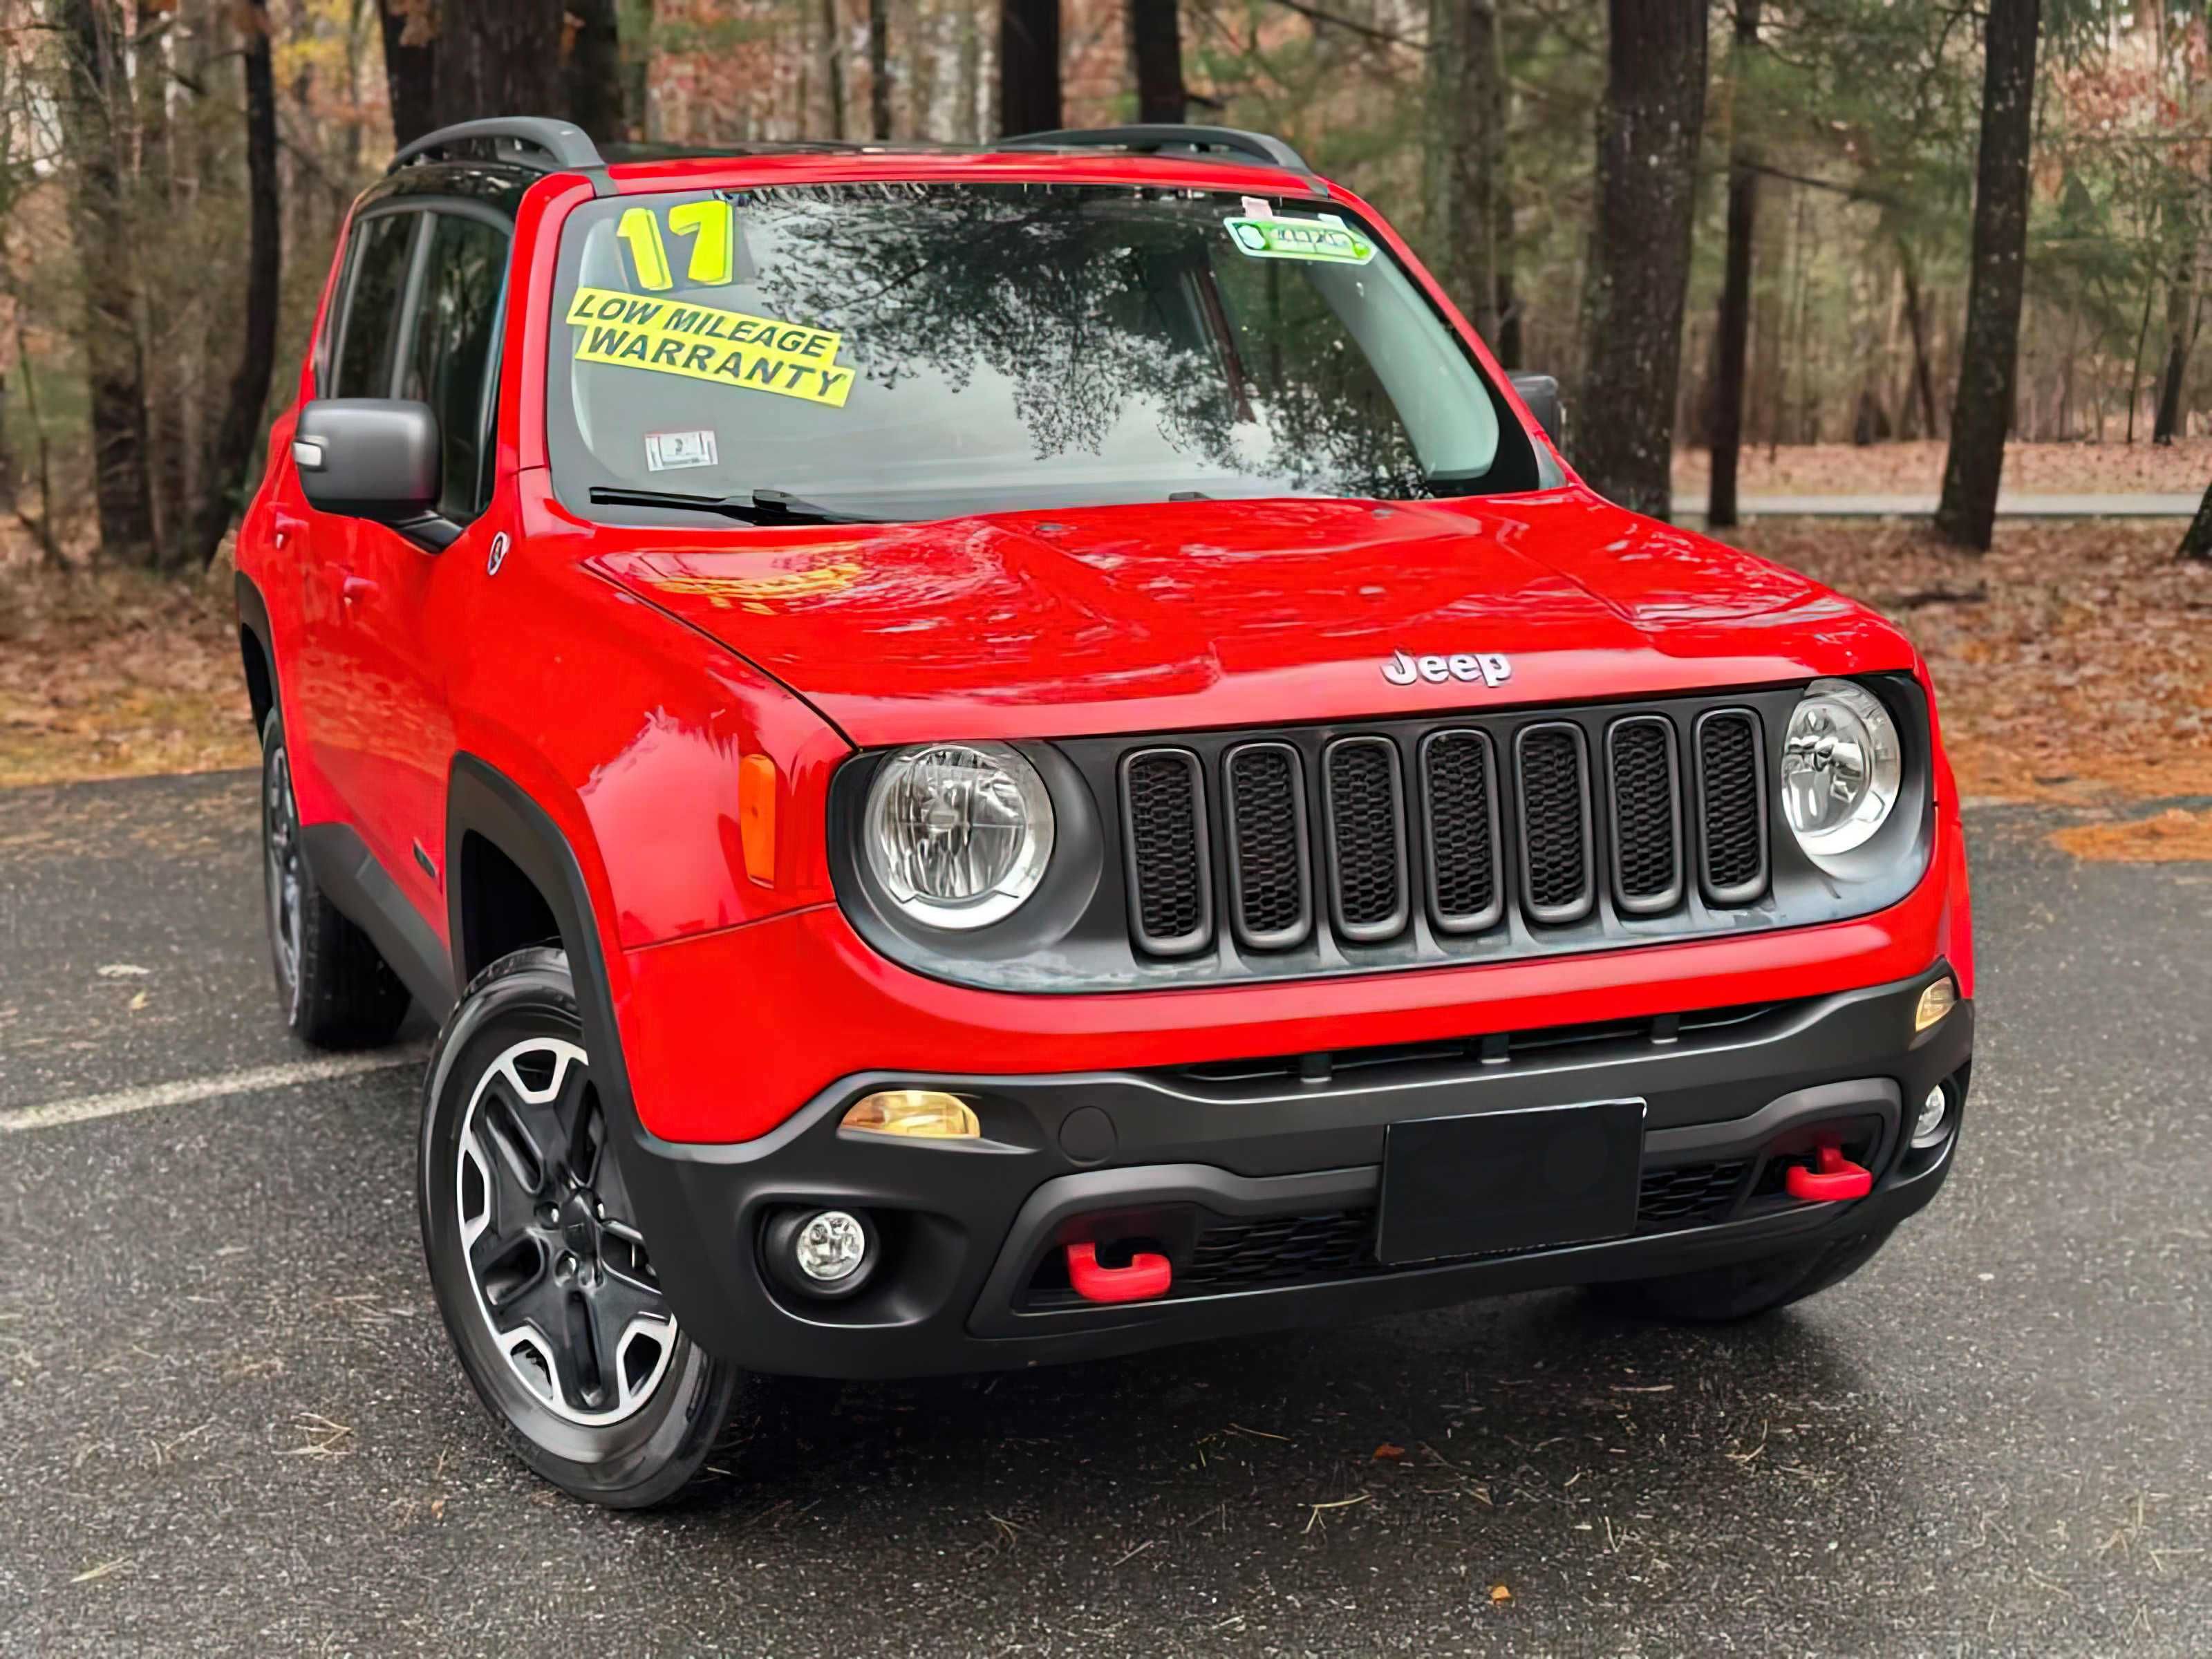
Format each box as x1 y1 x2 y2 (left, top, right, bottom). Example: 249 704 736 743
546 181 1533 523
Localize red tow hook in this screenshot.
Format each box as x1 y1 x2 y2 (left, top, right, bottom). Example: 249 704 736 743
1785 1143 1873 1203
1066 1242 1172 1304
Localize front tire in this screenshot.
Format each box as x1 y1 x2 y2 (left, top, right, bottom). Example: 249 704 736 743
418 948 744 1507
1588 1224 1899 1322
259 709 411 1049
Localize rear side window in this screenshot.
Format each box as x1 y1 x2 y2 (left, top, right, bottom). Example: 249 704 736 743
332 212 419 397
400 214 509 521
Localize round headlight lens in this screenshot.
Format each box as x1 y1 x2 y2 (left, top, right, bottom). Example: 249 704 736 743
863 742 1055 929
1781 679 1902 857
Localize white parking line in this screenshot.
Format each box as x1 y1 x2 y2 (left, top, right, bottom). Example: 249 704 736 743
0 1047 431 1134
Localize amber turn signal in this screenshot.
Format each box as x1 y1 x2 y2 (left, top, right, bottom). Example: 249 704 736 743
842 1089 980 1139
1913 975 1958 1033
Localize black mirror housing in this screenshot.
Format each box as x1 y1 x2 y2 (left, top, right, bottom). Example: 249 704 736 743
294 400 441 523
1508 373 1566 447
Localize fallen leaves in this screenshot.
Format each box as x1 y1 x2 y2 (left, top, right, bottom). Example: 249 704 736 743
2049 808 2212 863
1675 435 2212 498
1721 518 2212 807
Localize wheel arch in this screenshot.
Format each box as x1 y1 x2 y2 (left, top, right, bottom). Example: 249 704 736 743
446 754 641 1130
236 572 278 737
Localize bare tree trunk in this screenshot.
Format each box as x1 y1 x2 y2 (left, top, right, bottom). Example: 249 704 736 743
1707 0 1759 529
1577 0 1707 520
2153 238 2195 444
1423 0 1501 339
1493 189 1521 368
869 0 892 138
622 0 655 140
820 0 847 139
430 1 567 130
135 9 187 559
52 0 156 566
997 0 1059 135
1127 0 1185 124
2180 476 2212 559
567 0 626 140
1934 0 2041 552
186 0 281 568
375 0 438 145
1897 235 1940 440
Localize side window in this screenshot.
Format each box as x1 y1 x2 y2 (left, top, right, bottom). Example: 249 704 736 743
331 212 420 398
400 213 510 523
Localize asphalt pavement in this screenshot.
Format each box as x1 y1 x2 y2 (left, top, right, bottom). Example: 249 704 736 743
2 771 2209 1656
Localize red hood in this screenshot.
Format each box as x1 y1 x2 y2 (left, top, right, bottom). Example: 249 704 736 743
583 490 1911 746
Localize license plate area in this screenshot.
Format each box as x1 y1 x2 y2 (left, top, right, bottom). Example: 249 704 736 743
1375 1098 1647 1266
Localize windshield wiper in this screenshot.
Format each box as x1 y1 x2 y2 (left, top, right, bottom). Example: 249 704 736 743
588 485 883 525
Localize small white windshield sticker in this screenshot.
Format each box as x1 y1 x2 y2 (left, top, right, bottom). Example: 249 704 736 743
645 429 719 472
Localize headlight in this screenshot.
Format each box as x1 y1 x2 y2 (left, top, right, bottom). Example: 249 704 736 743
863 742 1055 929
1781 679 1902 857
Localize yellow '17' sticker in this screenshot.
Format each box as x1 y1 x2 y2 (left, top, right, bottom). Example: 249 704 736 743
567 287 855 408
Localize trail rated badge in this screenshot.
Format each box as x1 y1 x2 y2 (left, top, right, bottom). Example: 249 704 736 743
1224 214 1377 265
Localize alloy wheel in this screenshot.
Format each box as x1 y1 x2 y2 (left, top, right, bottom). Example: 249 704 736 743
263 740 304 1013
455 1037 676 1425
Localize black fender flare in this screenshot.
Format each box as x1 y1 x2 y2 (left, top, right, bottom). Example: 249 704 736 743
444 755 641 1132
235 571 277 731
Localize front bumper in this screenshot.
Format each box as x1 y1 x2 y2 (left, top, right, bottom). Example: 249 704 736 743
616 966 1972 1378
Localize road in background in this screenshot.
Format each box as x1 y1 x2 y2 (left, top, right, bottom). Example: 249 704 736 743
1675 491 2201 519
2 773 2208 1656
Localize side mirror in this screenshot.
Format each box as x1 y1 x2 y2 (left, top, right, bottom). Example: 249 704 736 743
293 400 441 524
1509 373 1566 446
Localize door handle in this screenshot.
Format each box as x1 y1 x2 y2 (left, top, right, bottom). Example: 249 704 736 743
339 574 377 605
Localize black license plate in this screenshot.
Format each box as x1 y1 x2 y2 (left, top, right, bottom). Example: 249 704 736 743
1375 1099 1646 1266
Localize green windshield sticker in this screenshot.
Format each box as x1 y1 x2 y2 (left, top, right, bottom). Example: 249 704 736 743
566 286 854 408
1223 214 1376 265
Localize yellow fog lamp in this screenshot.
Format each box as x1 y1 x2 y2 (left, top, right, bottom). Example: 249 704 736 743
842 1089 980 1140
1913 975 1958 1033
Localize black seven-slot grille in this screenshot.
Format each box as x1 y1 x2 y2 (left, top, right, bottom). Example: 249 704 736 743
1117 697 1769 959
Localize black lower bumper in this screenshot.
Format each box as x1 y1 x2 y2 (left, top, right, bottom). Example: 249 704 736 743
616 966 1973 1378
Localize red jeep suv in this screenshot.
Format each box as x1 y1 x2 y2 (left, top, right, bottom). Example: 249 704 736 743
236 118 1974 1506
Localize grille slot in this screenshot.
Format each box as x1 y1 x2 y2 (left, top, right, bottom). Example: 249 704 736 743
1222 742 1313 950
1635 1161 1748 1230
1321 737 1410 942
1419 729 1504 933
1181 1211 1380 1292
1514 723 1595 925
1605 716 1685 915
1119 748 1212 956
1694 710 1769 905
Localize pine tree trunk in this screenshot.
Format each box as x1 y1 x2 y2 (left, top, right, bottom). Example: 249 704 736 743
997 0 1060 135
566 0 626 140
429 0 567 131
869 0 892 138
1898 236 1940 439
1576 0 1707 521
1127 0 1184 123
1423 0 1501 339
186 0 281 568
52 0 156 566
1707 0 1759 530
1934 0 2041 552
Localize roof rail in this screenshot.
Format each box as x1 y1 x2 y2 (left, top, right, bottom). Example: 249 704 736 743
1004 124 1312 175
389 117 604 176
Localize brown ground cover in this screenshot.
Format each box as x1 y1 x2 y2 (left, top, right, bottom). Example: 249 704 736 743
1674 437 2212 498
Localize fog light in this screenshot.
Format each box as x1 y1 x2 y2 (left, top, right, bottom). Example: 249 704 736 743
843 1089 980 1139
1911 1084 1949 1149
1914 975 1958 1033
794 1210 868 1282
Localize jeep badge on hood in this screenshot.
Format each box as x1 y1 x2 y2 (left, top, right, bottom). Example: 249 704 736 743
1382 649 1513 688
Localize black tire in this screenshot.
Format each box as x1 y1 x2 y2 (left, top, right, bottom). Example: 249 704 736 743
1588 1224 1898 1323
259 709 411 1049
418 947 745 1508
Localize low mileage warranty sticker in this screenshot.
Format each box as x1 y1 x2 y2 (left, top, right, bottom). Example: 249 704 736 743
567 286 855 408
1224 214 1376 265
